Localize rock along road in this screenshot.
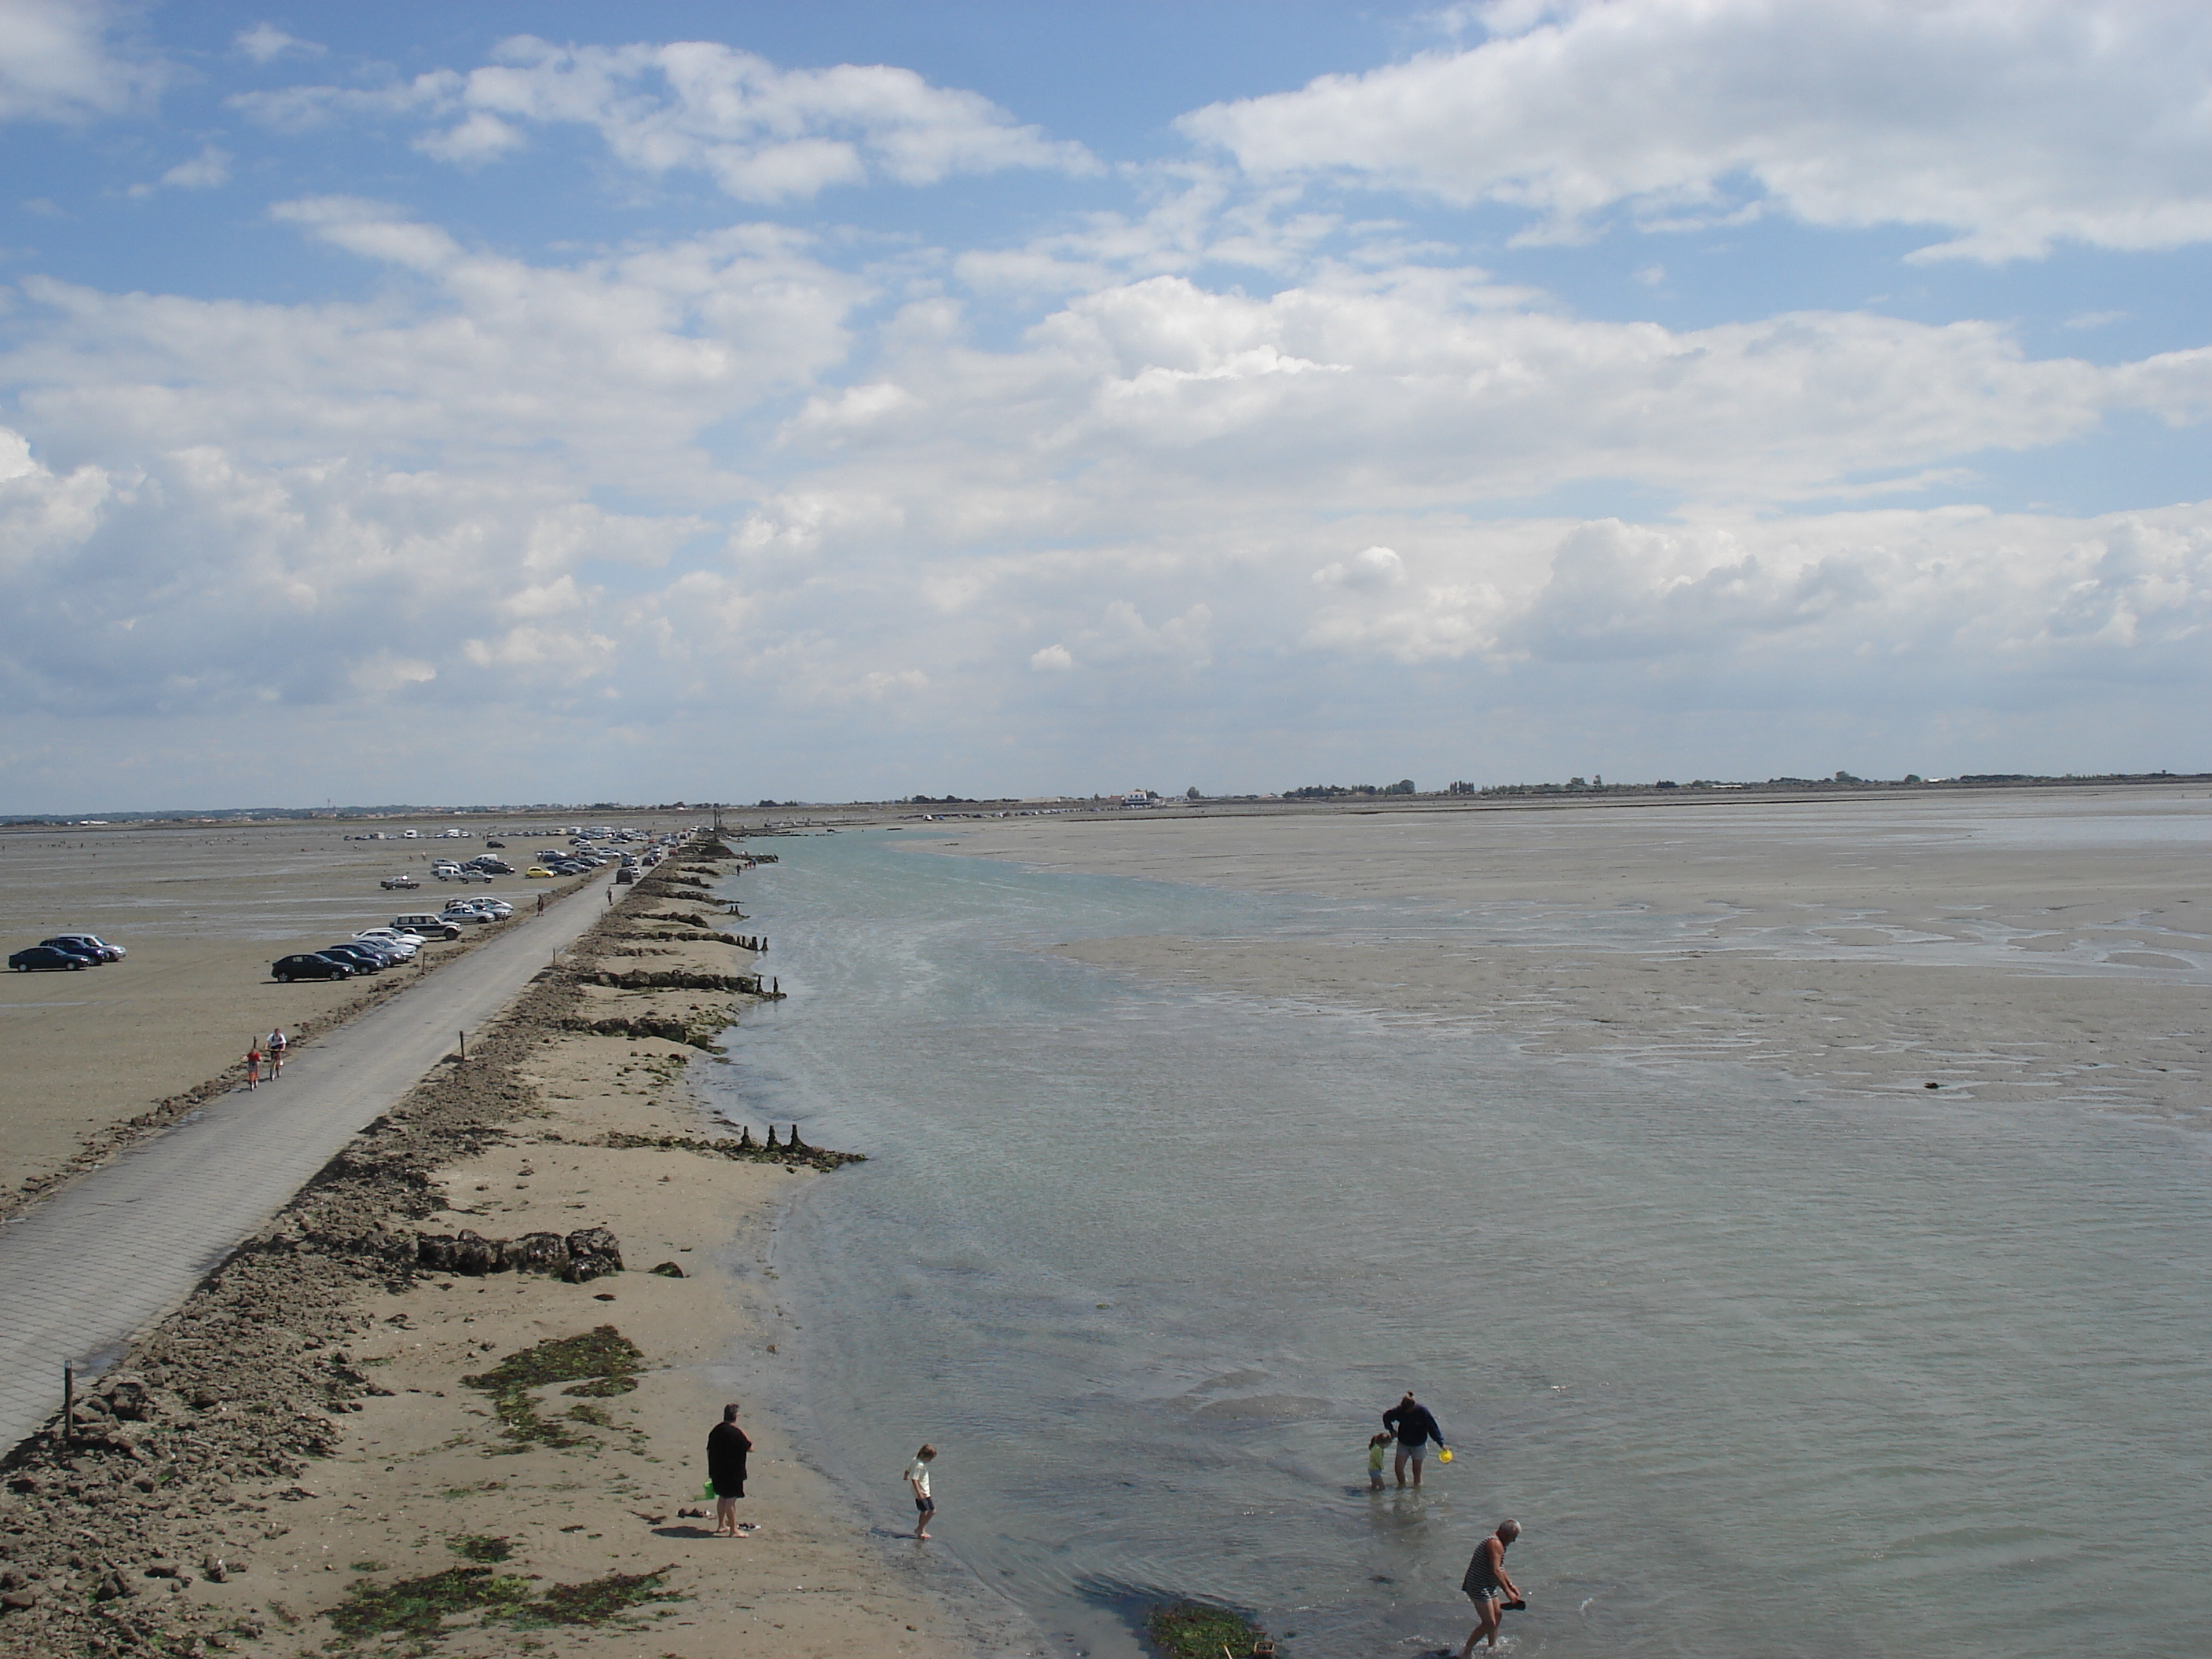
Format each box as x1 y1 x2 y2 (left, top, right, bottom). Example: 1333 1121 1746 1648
0 868 624 1454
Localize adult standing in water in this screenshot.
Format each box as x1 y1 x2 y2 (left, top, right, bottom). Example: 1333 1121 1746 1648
1382 1390 1447 1488
1457 1520 1525 1654
707 1403 753 1537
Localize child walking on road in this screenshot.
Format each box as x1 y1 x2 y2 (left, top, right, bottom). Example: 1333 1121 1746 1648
243 1046 261 1090
904 1445 939 1540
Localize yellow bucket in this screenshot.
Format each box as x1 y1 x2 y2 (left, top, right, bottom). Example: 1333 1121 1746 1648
1437 1447 1454 1464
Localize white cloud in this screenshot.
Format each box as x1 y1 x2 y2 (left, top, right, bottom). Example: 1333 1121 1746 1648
240 35 1098 202
134 145 232 196
1298 507 2212 676
8 203 866 496
1313 545 1406 590
233 24 323 65
1030 643 1075 672
0 0 164 123
1180 0 2212 262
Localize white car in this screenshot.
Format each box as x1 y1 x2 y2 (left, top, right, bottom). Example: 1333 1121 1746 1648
354 928 420 958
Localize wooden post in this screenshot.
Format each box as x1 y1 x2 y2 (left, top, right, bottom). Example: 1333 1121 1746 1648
459 1030 466 1063
62 1362 74 1451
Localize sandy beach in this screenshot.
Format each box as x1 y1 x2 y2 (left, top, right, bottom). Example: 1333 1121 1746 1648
936 786 2211 1125
0 840 1026 1659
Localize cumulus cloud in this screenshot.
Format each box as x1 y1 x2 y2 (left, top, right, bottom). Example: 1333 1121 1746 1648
7 202 867 493
236 35 1097 200
1180 0 2212 261
1298 507 2212 683
0 0 164 123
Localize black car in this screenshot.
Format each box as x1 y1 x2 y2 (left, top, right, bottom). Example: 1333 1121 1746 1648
10 945 91 971
272 952 355 982
317 943 387 972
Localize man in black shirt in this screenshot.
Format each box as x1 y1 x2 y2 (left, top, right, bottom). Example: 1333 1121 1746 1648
707 1402 753 1537
1382 1390 1446 1488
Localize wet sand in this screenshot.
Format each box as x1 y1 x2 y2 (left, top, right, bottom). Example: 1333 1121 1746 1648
937 786 2212 1124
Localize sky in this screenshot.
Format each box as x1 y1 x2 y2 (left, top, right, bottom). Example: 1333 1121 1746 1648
2 0 2209 811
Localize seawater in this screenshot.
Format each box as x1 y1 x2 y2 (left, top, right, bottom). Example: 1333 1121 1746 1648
697 830 2212 1658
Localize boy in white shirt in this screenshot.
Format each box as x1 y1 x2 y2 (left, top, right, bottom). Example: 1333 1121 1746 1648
903 1444 938 1540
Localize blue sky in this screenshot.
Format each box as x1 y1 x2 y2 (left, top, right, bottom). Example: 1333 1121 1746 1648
2 0 2209 810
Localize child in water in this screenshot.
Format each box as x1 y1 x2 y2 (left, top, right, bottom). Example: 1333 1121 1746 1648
1369 1431 1393 1490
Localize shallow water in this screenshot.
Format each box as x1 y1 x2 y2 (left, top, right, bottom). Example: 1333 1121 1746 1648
700 829 2212 1658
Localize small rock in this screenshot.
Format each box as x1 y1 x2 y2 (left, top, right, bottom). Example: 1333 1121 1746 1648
145 1560 182 1578
649 1262 685 1278
0 1590 35 1612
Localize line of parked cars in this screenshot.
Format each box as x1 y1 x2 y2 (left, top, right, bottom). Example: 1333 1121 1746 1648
8 933 128 972
270 899 517 982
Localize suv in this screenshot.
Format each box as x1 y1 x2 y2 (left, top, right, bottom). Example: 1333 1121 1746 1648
392 914 463 940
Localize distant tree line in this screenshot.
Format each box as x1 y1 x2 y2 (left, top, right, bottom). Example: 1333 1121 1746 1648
1286 780 1417 799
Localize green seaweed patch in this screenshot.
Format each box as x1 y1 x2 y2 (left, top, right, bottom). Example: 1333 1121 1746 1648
1144 1600 1270 1659
326 1564 683 1648
447 1534 513 1563
327 1566 535 1643
460 1326 644 1452
512 1565 685 1628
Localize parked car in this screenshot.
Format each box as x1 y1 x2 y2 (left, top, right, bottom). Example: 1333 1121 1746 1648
381 874 420 890
10 945 90 971
614 866 636 884
272 952 353 982
317 943 387 972
485 840 506 849
355 928 420 958
42 934 123 962
438 906 496 925
392 914 463 940
438 868 493 882
526 866 555 878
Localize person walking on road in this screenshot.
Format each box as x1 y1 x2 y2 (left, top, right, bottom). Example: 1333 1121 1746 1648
243 1045 262 1091
266 1028 288 1079
904 1444 939 1539
706 1403 753 1537
1382 1390 1448 1488
1457 1520 1525 1654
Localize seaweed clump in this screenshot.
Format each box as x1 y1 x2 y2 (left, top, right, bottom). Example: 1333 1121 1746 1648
1144 1601 1270 1659
447 1533 514 1563
327 1564 682 1648
328 1565 534 1644
460 1325 643 1451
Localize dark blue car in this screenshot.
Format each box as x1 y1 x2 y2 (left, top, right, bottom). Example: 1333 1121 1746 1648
10 945 92 971
272 952 354 982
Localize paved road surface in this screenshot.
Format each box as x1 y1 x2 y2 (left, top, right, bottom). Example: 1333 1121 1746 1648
0 870 627 1452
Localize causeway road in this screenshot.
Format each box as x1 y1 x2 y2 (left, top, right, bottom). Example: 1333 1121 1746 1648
0 869 628 1453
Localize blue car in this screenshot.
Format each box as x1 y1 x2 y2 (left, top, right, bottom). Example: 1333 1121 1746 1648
10 945 91 972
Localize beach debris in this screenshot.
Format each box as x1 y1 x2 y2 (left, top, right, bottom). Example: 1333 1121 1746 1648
650 1261 685 1277
446 1534 513 1563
